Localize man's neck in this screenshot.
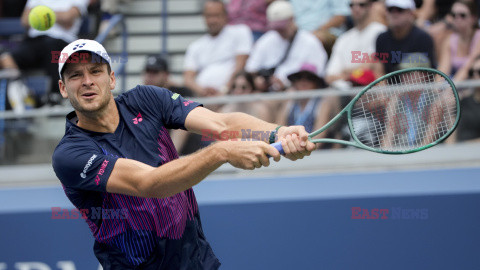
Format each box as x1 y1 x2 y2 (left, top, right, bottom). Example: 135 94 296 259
356 17 371 31
77 99 119 133
391 23 413 40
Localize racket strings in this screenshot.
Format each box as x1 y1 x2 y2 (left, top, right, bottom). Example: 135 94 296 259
351 70 457 152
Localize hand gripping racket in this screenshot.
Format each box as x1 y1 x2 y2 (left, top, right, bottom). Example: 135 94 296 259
272 68 460 154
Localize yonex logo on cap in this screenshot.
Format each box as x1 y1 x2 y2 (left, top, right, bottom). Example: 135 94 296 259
80 154 97 178
72 43 86 51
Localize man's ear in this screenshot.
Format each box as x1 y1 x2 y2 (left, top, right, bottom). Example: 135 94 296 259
109 70 116 91
58 79 68 98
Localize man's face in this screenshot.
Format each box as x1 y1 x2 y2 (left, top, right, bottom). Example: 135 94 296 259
292 75 318 91
59 54 115 114
204 2 228 36
386 6 414 29
144 69 169 87
273 18 295 40
350 0 371 25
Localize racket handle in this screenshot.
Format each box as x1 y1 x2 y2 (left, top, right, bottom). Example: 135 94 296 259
271 141 285 155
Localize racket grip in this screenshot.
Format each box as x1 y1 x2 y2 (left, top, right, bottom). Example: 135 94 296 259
271 141 285 155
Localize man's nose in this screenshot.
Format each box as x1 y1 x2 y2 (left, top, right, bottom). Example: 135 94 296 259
82 73 94 86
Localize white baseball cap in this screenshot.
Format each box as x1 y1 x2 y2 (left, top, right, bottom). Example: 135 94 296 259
267 1 294 29
58 39 111 79
385 0 416 10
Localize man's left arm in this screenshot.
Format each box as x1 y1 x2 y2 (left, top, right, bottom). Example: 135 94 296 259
184 107 316 160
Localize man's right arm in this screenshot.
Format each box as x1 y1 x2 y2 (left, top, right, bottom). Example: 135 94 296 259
106 140 280 198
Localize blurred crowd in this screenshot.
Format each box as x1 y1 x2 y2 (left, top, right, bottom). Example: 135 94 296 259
1 0 479 159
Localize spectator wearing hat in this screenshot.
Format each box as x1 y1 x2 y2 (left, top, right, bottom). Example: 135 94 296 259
143 54 193 98
246 0 327 92
183 0 253 97
325 0 386 88
373 0 437 76
277 63 341 149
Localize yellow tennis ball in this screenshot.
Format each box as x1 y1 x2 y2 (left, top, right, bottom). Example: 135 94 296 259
28 5 56 31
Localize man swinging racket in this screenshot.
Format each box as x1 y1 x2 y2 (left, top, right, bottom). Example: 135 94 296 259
52 39 315 269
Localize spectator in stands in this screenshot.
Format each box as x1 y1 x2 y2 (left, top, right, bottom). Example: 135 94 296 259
0 0 88 106
438 0 480 80
277 63 340 149
246 0 328 92
416 0 455 59
325 0 387 88
143 54 194 97
227 0 276 41
220 71 275 122
290 0 350 56
183 0 253 97
373 0 437 76
446 55 480 143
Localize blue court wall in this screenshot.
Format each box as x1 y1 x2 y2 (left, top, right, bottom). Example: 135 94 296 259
0 167 479 269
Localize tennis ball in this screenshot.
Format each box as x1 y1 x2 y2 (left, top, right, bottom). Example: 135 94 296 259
28 5 56 31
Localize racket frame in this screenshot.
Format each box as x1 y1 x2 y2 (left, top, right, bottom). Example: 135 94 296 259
308 67 461 154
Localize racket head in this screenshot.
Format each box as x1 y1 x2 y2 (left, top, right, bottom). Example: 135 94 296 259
347 67 460 154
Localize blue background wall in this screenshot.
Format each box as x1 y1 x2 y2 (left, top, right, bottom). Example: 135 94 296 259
1 167 479 269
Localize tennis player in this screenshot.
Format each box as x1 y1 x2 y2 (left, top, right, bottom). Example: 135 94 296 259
52 39 315 269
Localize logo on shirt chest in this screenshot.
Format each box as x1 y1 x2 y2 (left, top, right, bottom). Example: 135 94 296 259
133 113 143 124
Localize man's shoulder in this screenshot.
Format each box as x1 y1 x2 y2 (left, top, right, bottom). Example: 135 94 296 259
296 30 324 47
365 22 388 35
410 26 433 40
53 129 98 160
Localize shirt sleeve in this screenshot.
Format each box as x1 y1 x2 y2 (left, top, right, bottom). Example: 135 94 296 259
245 33 269 72
52 137 118 192
326 39 344 77
330 0 350 16
234 25 253 55
137 86 202 130
184 42 199 71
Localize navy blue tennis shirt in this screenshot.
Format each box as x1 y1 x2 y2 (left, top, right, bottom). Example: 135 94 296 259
52 85 220 269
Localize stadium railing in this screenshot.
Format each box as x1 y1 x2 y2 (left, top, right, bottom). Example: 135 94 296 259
0 79 479 120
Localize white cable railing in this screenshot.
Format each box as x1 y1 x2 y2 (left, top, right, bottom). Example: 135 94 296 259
0 79 479 120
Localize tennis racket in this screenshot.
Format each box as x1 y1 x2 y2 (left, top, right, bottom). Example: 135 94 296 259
272 67 460 154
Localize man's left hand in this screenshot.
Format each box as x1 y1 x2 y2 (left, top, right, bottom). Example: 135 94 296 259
276 126 316 161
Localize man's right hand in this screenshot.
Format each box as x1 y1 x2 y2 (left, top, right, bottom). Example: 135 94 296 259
216 141 281 170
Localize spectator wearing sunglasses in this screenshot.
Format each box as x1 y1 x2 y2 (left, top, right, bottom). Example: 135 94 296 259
446 55 480 143
220 71 275 122
373 0 437 76
325 0 386 88
438 0 480 80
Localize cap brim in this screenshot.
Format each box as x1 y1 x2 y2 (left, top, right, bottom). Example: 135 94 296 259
287 71 326 87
